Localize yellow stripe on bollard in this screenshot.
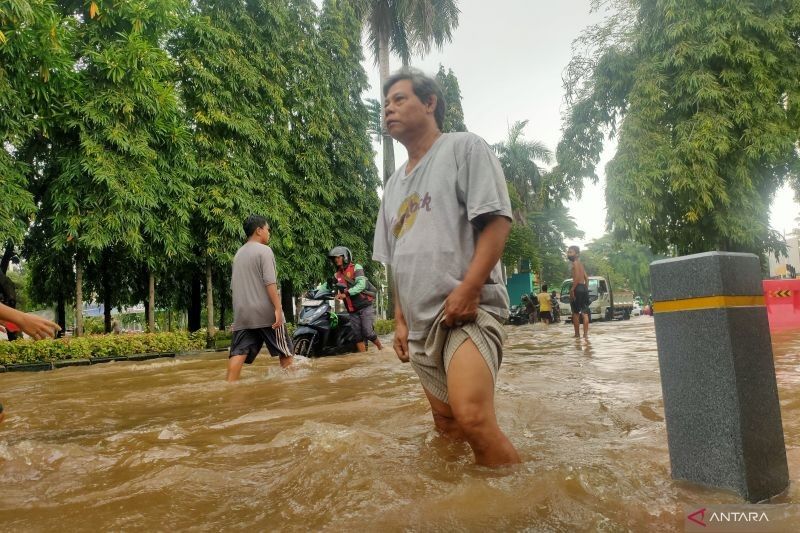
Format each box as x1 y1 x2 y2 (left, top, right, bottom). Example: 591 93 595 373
653 295 765 314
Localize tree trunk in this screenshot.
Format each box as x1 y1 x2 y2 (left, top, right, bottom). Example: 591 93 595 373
378 31 395 186
56 297 66 338
103 289 112 334
205 261 214 347
218 271 226 332
0 241 13 274
148 270 155 332
378 32 396 319
188 273 201 332
280 280 294 324
75 259 84 337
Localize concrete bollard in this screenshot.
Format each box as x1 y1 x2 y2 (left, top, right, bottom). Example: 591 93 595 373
650 251 789 502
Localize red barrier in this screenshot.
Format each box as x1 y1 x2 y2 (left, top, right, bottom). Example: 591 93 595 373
763 279 800 331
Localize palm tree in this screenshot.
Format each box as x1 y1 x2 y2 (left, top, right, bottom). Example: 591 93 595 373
357 0 460 184
494 120 553 219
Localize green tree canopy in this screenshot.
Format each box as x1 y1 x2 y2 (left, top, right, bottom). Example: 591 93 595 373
435 64 467 133
557 0 800 257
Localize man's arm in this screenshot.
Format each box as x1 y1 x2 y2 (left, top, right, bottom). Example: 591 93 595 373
443 214 511 327
393 287 409 362
0 303 60 340
570 261 577 300
265 283 284 329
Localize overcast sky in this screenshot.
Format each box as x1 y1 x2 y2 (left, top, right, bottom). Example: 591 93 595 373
358 0 799 245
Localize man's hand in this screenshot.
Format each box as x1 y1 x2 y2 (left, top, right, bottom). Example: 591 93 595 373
272 309 285 330
393 319 410 363
443 282 480 328
569 289 575 301
17 313 61 340
335 292 346 301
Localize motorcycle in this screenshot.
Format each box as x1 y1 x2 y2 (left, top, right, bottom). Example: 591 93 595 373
507 303 531 326
292 283 358 357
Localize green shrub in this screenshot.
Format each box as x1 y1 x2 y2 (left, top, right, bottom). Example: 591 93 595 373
374 319 395 336
0 332 205 366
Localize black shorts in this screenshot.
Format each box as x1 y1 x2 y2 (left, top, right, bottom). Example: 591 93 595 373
570 284 591 315
229 326 293 364
539 310 553 321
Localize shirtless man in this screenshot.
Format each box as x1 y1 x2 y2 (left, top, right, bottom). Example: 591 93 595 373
567 245 590 339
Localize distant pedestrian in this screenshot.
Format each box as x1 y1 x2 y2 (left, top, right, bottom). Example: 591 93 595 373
567 245 590 338
227 215 293 382
537 284 552 324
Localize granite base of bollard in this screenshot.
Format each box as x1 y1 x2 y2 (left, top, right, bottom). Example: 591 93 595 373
651 251 789 503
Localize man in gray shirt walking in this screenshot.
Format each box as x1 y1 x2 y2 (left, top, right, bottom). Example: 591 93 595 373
373 69 520 466
227 215 293 382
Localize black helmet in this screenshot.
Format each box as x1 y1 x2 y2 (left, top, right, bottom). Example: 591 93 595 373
327 246 352 266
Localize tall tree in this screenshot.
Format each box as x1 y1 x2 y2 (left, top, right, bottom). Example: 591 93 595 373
38 0 195 335
357 0 460 184
1 0 75 275
495 121 583 280
557 0 800 257
435 64 467 133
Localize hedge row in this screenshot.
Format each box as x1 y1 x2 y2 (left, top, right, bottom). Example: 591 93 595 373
0 320 398 367
0 332 205 366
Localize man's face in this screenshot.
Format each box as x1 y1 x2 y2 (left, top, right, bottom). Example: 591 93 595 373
334 256 344 267
567 249 577 262
384 80 436 142
255 224 271 245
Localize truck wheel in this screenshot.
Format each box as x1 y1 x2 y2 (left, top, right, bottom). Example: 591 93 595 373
623 310 631 320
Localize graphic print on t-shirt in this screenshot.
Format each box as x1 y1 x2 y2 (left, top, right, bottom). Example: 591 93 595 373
392 191 432 239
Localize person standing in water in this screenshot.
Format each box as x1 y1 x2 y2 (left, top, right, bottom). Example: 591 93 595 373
227 215 293 382
373 68 520 466
567 245 590 339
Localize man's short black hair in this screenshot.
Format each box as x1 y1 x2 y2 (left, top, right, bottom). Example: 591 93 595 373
568 245 580 254
383 68 446 130
243 215 268 237
542 284 548 292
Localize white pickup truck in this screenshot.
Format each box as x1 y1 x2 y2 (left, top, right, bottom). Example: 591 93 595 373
559 276 635 322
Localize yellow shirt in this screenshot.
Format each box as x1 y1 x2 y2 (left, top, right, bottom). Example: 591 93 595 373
537 292 551 312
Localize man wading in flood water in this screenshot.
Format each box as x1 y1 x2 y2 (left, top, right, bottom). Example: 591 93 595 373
567 245 590 339
373 69 520 466
227 215 293 382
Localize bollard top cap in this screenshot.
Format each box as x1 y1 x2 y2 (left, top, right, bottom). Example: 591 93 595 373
650 251 763 302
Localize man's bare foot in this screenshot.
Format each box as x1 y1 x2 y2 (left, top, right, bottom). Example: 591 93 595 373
279 356 294 369
373 338 383 350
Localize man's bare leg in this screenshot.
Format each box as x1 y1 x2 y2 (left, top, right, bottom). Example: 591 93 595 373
572 313 580 337
371 337 383 350
447 339 520 466
422 387 465 440
582 313 589 338
356 341 367 353
278 354 293 368
227 354 247 382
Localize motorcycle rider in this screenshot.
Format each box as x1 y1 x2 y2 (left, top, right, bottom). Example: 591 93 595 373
323 246 383 352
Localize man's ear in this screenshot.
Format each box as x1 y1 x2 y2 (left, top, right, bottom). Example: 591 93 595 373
426 94 438 114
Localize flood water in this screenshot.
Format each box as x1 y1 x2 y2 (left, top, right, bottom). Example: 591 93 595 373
1 317 799 531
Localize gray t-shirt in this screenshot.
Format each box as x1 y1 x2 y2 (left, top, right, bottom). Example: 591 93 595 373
231 241 278 331
372 132 512 340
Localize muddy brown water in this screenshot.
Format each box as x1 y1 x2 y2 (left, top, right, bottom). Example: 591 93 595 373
1 318 799 531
